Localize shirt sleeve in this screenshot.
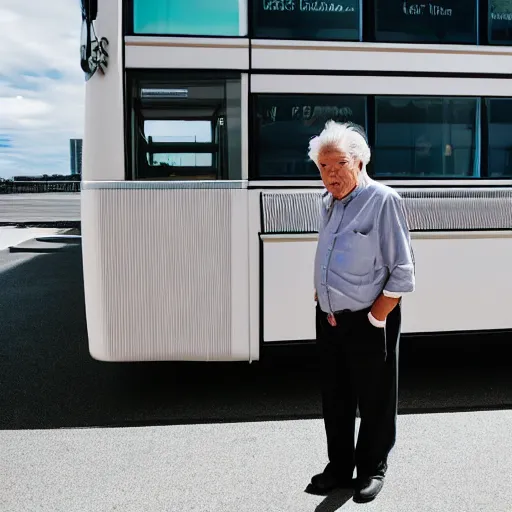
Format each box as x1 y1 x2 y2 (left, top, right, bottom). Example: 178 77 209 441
378 193 415 297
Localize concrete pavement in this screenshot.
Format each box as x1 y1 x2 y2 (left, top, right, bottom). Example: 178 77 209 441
2 411 511 512
0 227 67 251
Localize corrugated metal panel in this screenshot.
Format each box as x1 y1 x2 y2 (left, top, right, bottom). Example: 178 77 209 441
262 192 322 233
82 188 237 361
261 188 512 233
401 188 512 231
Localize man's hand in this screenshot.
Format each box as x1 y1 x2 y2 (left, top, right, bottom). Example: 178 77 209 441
370 294 400 322
314 290 318 302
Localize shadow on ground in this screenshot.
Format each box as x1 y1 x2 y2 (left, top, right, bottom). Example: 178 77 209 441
1 245 511 430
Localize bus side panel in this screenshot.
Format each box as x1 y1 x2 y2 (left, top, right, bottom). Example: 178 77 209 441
261 233 512 341
81 185 250 362
81 189 107 360
402 233 512 333
262 236 317 342
83 0 124 182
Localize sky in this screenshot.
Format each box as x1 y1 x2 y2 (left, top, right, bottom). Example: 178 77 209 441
0 0 83 179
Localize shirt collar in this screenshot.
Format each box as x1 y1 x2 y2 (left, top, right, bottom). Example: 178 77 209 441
323 181 367 211
339 182 365 205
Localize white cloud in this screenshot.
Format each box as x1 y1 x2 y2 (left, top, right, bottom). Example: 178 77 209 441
0 97 53 123
0 1 84 178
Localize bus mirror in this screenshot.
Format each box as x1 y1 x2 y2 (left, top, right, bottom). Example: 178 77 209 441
81 0 98 22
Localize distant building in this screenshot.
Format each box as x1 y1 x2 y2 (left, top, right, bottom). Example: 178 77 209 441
70 139 83 175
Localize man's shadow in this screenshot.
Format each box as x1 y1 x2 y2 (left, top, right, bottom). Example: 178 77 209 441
305 484 354 511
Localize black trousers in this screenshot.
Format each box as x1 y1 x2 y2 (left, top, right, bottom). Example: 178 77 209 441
316 302 401 480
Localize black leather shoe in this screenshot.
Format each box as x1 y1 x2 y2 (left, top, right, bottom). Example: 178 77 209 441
353 477 384 503
309 472 354 493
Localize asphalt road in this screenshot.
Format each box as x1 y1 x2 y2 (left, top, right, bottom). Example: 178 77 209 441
1 240 512 431
0 193 80 224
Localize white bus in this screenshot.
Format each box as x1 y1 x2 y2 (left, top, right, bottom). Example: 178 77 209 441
81 0 512 362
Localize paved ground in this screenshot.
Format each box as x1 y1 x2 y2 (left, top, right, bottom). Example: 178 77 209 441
2 412 512 512
0 193 80 223
0 227 66 251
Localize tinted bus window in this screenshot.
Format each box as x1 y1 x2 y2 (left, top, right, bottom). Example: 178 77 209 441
373 0 478 44
252 0 361 40
254 95 367 179
489 0 512 44
373 96 479 178
487 98 512 177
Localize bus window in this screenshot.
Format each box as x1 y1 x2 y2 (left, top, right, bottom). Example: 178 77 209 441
253 94 367 179
128 73 242 180
143 120 215 178
488 0 512 44
486 98 512 177
132 0 246 37
373 96 480 178
373 0 478 44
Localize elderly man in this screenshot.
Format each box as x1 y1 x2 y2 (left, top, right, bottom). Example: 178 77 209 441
308 121 415 503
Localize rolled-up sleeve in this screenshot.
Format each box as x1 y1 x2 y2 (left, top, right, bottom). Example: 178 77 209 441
378 194 415 297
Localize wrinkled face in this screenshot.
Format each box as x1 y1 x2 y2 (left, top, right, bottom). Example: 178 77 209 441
317 146 362 200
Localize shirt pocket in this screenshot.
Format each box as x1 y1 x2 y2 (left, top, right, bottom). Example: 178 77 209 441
331 230 375 278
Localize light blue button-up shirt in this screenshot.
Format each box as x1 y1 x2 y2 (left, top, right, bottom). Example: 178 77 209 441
314 180 415 314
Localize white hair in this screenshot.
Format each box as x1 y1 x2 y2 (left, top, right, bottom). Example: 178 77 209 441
308 120 373 185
